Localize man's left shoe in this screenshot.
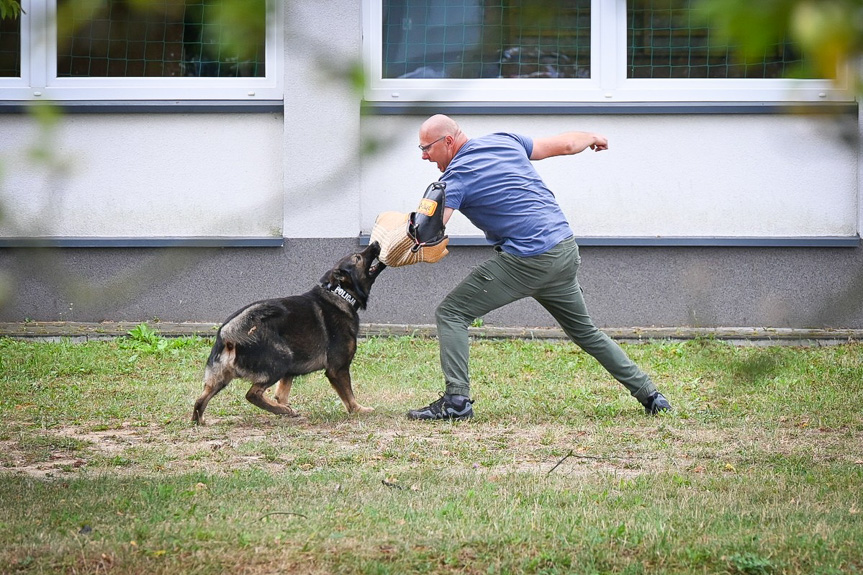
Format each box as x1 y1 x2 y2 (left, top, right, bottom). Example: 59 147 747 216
407 393 474 421
643 391 672 415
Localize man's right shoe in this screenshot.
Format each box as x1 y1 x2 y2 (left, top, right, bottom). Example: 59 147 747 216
407 392 474 421
642 391 672 415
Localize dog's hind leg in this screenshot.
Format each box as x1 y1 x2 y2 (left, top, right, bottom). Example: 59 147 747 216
246 378 299 417
325 367 374 414
273 376 294 408
192 363 234 425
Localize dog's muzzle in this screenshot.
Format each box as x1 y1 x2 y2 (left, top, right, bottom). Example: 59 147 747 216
368 242 386 277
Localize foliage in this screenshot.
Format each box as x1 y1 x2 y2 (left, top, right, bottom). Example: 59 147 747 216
54 0 267 67
694 0 863 94
121 322 205 355
0 0 22 20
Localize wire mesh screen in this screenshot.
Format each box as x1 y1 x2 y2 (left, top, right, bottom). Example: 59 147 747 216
0 12 21 78
56 0 265 78
382 0 591 79
627 2 807 79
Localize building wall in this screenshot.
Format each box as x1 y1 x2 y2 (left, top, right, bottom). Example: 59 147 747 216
282 0 364 239
360 113 859 240
2 240 862 329
0 113 284 238
0 0 861 329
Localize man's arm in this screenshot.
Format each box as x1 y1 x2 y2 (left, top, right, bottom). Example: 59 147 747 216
443 207 454 225
529 131 608 160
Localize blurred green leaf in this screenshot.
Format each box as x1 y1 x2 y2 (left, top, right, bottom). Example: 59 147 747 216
0 0 23 20
207 0 268 63
694 0 863 88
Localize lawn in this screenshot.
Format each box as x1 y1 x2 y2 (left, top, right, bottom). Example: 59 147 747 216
0 330 861 574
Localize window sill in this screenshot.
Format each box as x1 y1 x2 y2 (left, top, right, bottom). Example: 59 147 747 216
362 101 858 116
0 237 285 248
0 100 284 114
360 235 861 248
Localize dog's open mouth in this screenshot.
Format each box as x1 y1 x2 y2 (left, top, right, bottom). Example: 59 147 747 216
369 258 386 277
367 241 385 277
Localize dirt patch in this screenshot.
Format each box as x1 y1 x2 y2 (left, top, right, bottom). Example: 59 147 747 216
0 416 667 479
4 414 858 480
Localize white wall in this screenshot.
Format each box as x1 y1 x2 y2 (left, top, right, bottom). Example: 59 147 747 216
360 113 860 239
0 0 859 245
6 107 853 242
281 0 365 238
0 113 284 238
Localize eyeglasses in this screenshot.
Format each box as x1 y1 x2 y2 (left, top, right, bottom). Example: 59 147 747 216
418 135 446 153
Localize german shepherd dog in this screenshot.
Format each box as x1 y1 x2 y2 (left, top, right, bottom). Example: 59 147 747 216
191 242 386 424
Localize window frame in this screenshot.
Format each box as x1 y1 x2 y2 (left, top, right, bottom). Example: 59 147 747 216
0 0 283 102
363 0 852 104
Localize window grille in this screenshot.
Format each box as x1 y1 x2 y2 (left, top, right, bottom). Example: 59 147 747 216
382 0 591 80
56 0 266 78
381 0 810 82
627 2 808 79
0 12 20 77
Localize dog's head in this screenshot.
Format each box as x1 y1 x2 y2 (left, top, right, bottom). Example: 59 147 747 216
319 242 386 310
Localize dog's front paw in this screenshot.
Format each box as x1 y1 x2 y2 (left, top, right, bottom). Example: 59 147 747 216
351 405 375 415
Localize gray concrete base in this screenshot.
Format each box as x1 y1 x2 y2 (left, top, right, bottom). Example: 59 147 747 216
2 321 860 346
2 238 863 328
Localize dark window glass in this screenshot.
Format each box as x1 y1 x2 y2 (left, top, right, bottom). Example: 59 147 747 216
627 1 809 79
0 11 21 78
56 0 266 78
382 0 590 79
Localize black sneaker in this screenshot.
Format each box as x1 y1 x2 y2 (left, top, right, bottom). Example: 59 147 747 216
407 393 474 421
643 391 672 415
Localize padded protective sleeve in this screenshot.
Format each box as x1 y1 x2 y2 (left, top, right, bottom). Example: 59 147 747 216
411 181 447 246
369 181 450 267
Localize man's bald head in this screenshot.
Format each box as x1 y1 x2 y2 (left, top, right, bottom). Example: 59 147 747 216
420 114 461 139
419 114 469 172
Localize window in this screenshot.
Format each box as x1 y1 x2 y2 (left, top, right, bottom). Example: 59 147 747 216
364 0 849 103
381 0 591 80
627 3 804 79
382 0 591 80
0 7 21 78
0 0 282 101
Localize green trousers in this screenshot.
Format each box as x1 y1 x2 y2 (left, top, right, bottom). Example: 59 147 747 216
436 237 657 404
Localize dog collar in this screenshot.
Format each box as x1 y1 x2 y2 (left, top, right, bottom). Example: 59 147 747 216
325 284 359 310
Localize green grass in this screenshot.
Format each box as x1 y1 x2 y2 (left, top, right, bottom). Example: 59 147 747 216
0 331 862 574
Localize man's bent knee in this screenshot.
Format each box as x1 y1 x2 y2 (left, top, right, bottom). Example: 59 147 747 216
436 299 473 328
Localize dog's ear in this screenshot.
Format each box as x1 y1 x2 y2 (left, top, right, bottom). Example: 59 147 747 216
320 268 353 290
335 268 354 289
319 268 337 289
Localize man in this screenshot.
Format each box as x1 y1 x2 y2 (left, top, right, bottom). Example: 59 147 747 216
407 114 672 421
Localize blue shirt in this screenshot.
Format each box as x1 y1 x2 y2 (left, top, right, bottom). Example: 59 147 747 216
441 132 573 257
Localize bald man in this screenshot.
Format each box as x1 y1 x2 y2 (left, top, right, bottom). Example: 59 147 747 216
407 114 671 420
